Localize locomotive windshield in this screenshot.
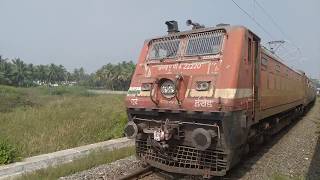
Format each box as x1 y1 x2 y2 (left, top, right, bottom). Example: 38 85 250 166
185 30 224 56
148 30 224 60
148 38 180 60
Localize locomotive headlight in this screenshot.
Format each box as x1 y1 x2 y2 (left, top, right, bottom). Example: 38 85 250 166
196 81 210 91
160 79 175 98
141 83 152 91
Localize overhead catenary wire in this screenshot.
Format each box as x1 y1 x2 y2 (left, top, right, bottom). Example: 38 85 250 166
253 0 302 57
230 0 275 40
230 0 304 63
253 0 288 40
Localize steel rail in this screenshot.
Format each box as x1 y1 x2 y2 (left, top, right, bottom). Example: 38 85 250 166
118 165 154 180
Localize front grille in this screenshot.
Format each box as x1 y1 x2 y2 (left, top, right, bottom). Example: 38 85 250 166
136 140 228 175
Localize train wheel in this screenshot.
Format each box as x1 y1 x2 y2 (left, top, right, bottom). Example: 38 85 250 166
243 143 250 155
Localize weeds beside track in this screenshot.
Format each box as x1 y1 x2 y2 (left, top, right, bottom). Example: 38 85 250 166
0 85 127 162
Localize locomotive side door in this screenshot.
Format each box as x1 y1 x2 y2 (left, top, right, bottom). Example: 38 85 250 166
252 36 260 120
248 33 261 121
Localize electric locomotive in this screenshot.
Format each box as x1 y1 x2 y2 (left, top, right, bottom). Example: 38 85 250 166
124 20 316 178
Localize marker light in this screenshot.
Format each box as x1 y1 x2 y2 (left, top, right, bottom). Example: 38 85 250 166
141 83 152 91
196 81 210 91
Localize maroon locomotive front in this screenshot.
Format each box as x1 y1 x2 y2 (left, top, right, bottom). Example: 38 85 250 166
124 20 316 178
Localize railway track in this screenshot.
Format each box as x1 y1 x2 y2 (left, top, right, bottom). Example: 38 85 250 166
118 166 154 180
118 165 186 180
117 166 227 180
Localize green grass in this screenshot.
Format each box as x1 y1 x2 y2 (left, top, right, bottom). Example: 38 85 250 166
272 173 305 180
18 146 135 180
0 86 93 113
0 85 36 113
0 85 127 161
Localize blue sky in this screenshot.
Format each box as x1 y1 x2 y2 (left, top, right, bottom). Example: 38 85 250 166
0 0 319 78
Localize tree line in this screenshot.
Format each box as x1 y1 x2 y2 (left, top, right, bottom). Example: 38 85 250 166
0 55 136 90
311 79 320 89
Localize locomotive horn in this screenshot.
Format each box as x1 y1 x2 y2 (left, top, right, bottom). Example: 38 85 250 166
165 20 179 34
191 128 215 151
124 121 138 139
186 19 205 29
186 19 193 26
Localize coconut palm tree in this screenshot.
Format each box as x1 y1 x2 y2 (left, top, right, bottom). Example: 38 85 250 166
35 65 49 84
56 65 67 82
12 58 28 86
0 57 14 85
48 63 58 84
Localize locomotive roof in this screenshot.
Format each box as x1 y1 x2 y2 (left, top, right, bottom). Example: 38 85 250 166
146 25 249 42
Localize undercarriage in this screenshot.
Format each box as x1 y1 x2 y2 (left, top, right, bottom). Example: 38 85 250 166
125 108 235 178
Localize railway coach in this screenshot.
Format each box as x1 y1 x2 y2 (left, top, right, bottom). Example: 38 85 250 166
124 20 316 178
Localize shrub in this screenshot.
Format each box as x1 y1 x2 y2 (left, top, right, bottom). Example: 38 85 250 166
0 140 16 164
104 112 127 140
38 86 94 97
